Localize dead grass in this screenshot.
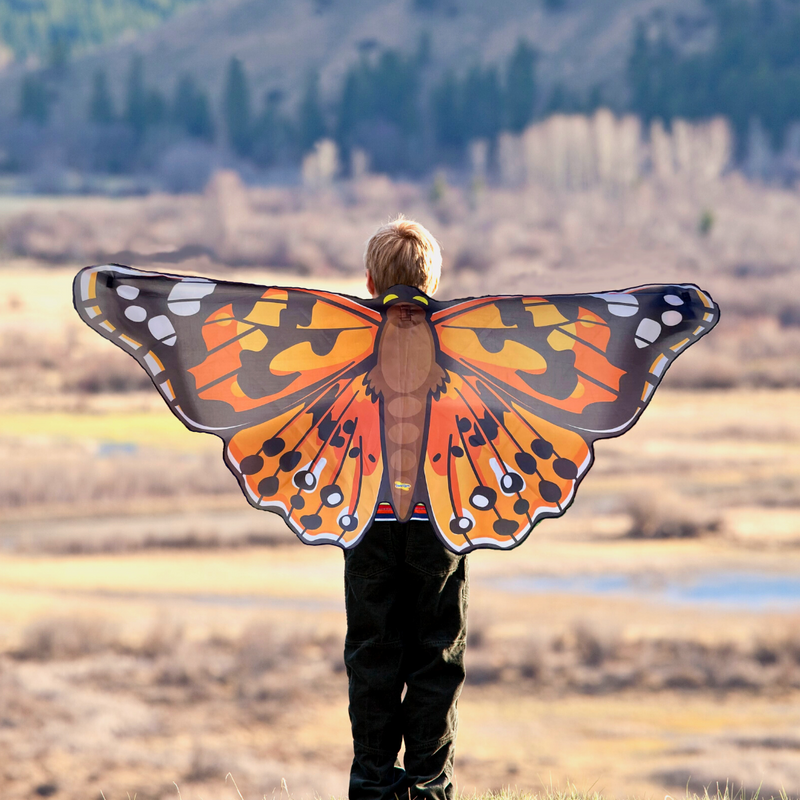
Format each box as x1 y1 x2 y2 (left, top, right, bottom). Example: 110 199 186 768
1 526 799 798
0 440 236 511
460 790 790 800
10 611 800 695
622 494 722 540
464 618 800 695
3 611 800 798
2 172 800 395
1 175 800 799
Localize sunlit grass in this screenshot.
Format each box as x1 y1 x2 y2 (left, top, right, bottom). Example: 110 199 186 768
206 785 793 800
161 782 794 800
456 789 790 800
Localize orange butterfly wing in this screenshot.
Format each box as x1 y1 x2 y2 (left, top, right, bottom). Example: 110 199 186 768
73 264 384 547
75 268 719 554
425 285 719 552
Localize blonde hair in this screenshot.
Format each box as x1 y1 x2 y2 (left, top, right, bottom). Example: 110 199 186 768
364 217 442 296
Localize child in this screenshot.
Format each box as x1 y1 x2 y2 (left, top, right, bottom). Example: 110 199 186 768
344 217 467 800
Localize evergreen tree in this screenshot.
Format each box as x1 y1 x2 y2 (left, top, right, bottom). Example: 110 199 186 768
46 28 70 76
335 49 421 150
335 68 363 149
373 50 419 134
416 31 432 67
89 68 115 124
505 39 537 132
125 54 148 139
463 64 502 140
298 71 326 151
18 73 50 124
145 88 167 126
626 1 800 147
252 89 295 167
431 70 464 149
545 82 584 114
222 56 252 157
173 73 214 140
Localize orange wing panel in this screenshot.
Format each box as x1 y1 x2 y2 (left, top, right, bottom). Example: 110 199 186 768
424 371 590 552
227 375 383 547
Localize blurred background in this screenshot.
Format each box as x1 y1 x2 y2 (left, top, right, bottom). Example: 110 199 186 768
1 1 800 798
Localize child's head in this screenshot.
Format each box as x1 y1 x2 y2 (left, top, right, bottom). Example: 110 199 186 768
364 216 441 297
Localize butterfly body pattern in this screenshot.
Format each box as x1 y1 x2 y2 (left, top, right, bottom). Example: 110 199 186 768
73 266 719 554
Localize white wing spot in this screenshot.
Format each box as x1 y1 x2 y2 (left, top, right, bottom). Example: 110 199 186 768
635 318 661 348
661 310 683 327
664 294 683 306
148 315 176 341
116 285 140 300
608 303 638 318
124 305 147 322
593 292 639 317
168 300 202 317
168 282 216 302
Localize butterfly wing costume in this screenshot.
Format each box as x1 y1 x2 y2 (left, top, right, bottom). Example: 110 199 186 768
73 265 719 553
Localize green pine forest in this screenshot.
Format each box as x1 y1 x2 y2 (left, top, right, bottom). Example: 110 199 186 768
5 0 800 178
0 0 205 62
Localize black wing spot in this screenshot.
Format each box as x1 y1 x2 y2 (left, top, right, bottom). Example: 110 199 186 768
432 453 442 463
468 431 486 447
457 417 471 433
300 513 322 530
294 470 317 490
349 447 361 458
450 445 465 458
514 452 537 474
553 458 578 480
321 485 344 507
514 498 530 515
279 451 302 471
501 473 524 493
240 455 264 475
339 514 359 532
539 480 562 503
450 516 474 535
469 486 497 510
532 439 553 459
258 476 279 497
262 438 285 457
290 494 305 509
493 519 519 536
477 413 499 442
343 419 356 435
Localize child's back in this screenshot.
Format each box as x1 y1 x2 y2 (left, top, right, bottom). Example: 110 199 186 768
344 218 466 800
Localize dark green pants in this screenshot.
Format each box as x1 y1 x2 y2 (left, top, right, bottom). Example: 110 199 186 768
343 520 469 800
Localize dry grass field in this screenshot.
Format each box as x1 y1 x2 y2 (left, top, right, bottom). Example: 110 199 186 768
1 172 799 799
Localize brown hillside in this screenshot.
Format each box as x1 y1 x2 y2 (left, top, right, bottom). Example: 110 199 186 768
0 0 705 129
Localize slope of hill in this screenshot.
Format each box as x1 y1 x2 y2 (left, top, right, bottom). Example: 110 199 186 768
0 0 706 126
0 0 206 62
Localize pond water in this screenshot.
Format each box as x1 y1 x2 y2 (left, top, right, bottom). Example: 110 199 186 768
486 572 800 611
